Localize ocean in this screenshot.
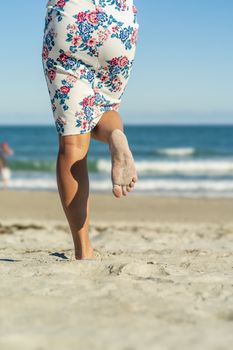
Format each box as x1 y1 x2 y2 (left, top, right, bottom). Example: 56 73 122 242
1 124 233 197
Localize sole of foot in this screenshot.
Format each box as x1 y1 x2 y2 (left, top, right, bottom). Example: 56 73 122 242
109 129 137 198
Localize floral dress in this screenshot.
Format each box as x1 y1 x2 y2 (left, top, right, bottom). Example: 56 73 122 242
42 0 139 135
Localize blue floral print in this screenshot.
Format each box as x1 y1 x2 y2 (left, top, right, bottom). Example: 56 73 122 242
42 0 139 135
97 0 129 12
65 11 133 57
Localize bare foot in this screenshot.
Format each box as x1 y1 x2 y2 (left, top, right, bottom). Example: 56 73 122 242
75 245 94 260
108 129 137 198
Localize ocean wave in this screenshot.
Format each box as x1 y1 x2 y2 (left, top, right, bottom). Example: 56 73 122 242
97 159 233 176
8 159 99 173
153 147 233 158
7 158 233 177
91 179 233 193
155 147 196 157
2 177 233 197
9 159 56 172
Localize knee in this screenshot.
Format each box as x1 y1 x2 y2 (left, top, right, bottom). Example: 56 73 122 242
58 134 90 159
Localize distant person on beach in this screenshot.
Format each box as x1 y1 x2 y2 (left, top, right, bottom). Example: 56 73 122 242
0 142 14 189
42 0 139 259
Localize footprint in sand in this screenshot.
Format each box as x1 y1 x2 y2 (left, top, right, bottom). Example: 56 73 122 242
120 261 170 280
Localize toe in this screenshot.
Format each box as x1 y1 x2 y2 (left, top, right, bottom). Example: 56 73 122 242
129 181 135 188
132 175 137 183
113 184 122 198
122 185 128 196
126 185 132 192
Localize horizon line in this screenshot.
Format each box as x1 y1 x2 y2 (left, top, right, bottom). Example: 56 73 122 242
1 122 233 127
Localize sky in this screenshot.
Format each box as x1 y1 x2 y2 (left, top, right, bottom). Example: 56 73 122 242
0 0 232 125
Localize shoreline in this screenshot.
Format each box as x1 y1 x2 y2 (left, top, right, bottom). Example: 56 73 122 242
0 190 233 224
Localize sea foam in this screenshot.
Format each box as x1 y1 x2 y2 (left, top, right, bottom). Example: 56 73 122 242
156 147 196 157
97 159 233 176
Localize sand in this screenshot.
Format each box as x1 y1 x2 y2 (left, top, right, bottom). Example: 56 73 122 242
1 191 233 350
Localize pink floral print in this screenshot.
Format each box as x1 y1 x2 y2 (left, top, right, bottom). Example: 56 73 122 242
42 0 139 135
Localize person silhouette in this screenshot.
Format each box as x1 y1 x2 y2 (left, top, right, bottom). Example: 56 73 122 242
42 0 139 259
0 142 14 189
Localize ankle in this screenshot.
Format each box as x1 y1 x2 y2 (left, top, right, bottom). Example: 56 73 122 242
108 128 124 140
109 129 128 150
75 241 94 259
75 246 94 260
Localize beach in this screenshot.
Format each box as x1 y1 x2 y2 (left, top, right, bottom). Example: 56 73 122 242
1 191 233 350
1 0 232 346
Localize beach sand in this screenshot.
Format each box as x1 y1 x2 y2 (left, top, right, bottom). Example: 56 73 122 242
1 191 233 349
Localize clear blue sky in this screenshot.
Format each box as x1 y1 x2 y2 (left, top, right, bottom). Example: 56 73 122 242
0 0 232 125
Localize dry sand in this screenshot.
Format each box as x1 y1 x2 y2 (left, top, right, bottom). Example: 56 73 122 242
1 191 233 350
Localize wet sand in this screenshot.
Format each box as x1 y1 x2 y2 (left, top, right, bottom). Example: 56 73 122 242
0 190 233 223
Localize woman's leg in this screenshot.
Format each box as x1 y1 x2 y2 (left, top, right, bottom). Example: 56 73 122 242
91 110 137 198
56 133 93 260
